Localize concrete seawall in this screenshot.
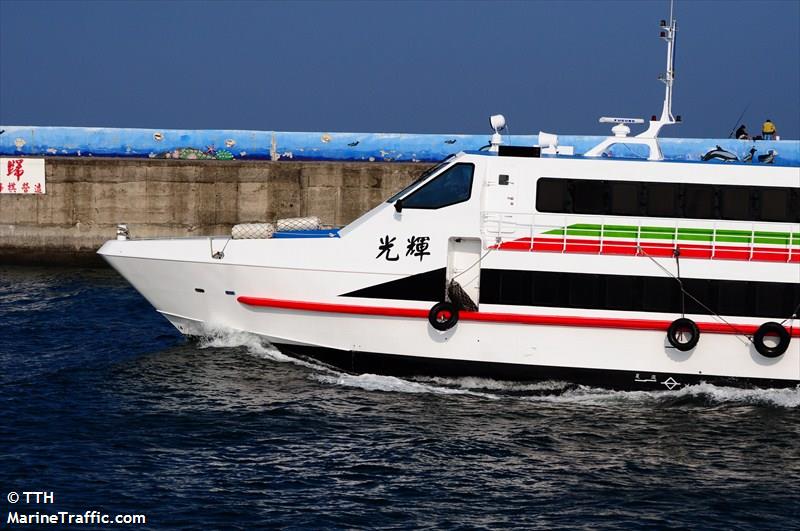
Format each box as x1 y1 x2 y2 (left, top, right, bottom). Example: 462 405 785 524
3 125 798 267
0 158 428 266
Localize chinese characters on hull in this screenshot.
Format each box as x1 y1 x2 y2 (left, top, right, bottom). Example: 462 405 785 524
406 236 431 261
376 235 431 262
376 235 400 261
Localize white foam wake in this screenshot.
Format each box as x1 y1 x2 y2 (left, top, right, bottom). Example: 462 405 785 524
193 325 332 372
314 374 799 407
515 382 800 408
674 382 800 408
418 376 572 393
188 326 799 407
312 373 499 398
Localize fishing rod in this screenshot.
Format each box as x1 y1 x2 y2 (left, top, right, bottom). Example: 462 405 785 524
728 101 751 138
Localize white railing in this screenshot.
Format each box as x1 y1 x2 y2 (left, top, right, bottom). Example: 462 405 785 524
481 212 799 263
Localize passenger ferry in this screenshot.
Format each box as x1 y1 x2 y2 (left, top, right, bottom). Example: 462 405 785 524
99 12 799 390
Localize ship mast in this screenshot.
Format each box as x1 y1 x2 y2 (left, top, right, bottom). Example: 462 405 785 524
584 0 681 161
657 0 677 125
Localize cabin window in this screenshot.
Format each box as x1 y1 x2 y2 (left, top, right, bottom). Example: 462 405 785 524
480 269 800 319
790 190 800 223
569 274 602 307
754 282 785 317
536 178 570 212
401 163 474 209
500 269 531 305
720 187 751 220
605 275 637 310
682 278 711 315
532 272 562 306
642 277 677 312
387 155 456 203
683 184 716 219
573 180 608 214
610 181 641 215
645 182 678 218
758 188 789 222
536 178 797 223
716 280 749 316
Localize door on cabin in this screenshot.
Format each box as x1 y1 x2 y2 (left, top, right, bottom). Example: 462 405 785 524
447 237 481 310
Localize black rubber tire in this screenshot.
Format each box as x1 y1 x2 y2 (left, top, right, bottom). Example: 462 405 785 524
667 318 700 351
753 322 791 358
429 301 459 331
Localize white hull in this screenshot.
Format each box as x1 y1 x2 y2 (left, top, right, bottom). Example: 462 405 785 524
100 199 800 390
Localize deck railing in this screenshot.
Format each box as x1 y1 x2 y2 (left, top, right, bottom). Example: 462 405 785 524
482 212 800 263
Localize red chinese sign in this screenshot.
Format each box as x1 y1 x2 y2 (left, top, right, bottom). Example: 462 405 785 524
0 158 46 194
6 159 24 180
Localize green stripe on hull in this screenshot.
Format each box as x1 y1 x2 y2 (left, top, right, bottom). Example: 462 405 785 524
542 224 800 246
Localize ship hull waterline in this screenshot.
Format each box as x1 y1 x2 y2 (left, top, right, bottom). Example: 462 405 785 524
151 301 800 392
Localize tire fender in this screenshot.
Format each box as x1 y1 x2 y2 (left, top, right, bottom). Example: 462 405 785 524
667 318 700 352
753 322 791 358
429 301 459 331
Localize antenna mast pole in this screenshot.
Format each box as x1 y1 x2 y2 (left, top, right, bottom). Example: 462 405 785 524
660 0 677 123
586 0 681 159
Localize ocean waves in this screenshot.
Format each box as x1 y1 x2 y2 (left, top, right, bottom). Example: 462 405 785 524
3 266 799 530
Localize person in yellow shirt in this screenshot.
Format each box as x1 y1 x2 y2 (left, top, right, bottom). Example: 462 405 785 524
762 119 777 140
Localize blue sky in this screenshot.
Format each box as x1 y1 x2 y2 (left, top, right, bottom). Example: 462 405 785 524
1 0 798 139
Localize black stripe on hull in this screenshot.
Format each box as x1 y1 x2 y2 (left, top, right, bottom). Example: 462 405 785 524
337 266 799 321
342 268 445 302
274 343 799 391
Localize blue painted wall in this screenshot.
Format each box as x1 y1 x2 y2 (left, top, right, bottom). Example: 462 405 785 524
0 125 797 166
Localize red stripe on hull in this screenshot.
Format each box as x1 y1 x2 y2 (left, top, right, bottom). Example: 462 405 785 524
237 297 430 318
237 297 800 337
494 237 800 263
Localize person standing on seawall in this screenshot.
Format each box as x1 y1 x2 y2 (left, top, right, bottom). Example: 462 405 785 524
762 119 777 140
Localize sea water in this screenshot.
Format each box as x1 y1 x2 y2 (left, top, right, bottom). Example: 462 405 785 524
1 266 798 530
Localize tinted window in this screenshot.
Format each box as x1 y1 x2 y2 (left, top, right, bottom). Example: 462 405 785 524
754 282 786 317
642 277 677 312
479 269 798 318
535 178 797 223
532 272 562 306
717 280 749 316
536 178 569 212
610 181 641 215
759 188 789 222
606 275 636 310
683 184 716 219
402 163 474 209
790 190 800 222
720 187 750 220
646 183 678 217
573 180 608 214
569 274 602 307
500 270 531 305
682 278 712 314
387 155 456 202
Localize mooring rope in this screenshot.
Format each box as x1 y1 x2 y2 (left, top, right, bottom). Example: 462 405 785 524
638 245 752 346
209 236 232 260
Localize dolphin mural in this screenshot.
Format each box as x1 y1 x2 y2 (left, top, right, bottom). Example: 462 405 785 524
701 145 739 162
